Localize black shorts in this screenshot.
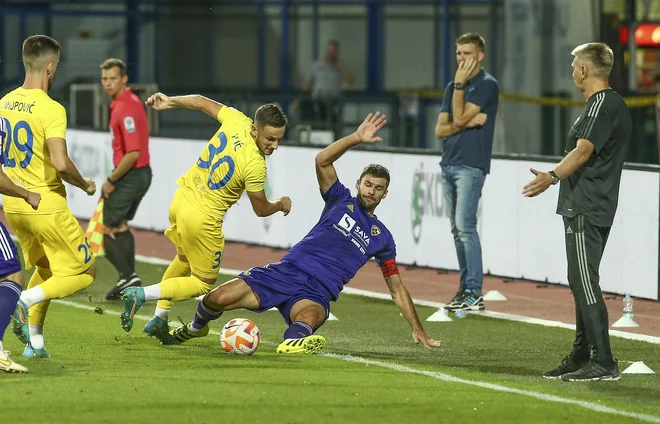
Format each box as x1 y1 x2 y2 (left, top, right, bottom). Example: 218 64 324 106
104 165 152 228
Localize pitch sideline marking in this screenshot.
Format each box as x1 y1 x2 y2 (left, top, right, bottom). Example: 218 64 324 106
53 298 660 424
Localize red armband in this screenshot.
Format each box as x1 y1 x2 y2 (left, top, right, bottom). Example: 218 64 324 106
380 258 399 277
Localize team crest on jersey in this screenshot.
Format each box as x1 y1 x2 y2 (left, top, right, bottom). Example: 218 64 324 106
347 204 354 212
371 225 381 236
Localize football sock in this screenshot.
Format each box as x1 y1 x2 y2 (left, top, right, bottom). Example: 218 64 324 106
154 306 170 321
29 324 45 349
283 321 314 340
22 274 94 308
191 298 223 332
0 280 21 343
104 234 132 279
114 230 136 275
154 256 191 312
158 276 213 302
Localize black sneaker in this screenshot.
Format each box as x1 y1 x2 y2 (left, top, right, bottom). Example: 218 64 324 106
542 355 589 379
104 274 141 300
444 288 466 311
453 289 484 311
561 360 620 382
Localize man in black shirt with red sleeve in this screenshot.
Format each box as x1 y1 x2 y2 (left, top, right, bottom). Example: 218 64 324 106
99 58 153 300
522 42 631 382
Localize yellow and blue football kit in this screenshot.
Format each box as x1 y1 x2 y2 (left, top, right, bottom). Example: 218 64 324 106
0 88 95 334
122 106 268 339
0 88 95 276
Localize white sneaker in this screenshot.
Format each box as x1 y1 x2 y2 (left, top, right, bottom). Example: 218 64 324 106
0 350 28 373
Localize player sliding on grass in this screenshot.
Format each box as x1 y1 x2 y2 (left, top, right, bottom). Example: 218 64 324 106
163 112 441 353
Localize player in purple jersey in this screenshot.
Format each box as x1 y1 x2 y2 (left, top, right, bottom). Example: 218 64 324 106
0 115 41 372
163 112 441 353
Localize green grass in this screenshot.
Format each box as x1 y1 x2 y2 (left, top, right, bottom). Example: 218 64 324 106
1 257 659 424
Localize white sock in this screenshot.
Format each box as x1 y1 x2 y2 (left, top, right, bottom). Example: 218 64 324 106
29 324 44 349
0 340 4 351
154 307 170 321
142 285 161 302
20 286 46 309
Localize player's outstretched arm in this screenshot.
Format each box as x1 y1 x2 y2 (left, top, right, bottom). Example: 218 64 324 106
145 92 223 120
47 138 96 196
384 270 441 350
0 169 40 210
315 112 387 193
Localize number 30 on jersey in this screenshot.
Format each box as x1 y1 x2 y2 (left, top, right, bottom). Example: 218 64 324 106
196 131 235 190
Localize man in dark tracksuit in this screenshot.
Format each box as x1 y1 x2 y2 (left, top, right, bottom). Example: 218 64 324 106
522 42 630 381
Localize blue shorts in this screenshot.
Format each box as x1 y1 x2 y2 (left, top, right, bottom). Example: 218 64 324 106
0 222 21 278
239 260 332 325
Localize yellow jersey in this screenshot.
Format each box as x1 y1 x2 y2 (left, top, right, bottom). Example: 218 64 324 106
178 106 266 219
0 88 68 214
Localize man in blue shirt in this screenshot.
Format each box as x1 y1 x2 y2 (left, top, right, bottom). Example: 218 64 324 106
435 32 499 312
165 112 441 354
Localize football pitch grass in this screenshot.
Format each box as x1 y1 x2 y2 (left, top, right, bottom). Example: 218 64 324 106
1 257 660 424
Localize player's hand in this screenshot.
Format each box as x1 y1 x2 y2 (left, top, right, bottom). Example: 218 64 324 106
83 178 97 196
279 196 292 216
101 179 115 198
466 113 487 128
25 191 41 210
454 57 478 85
412 329 441 350
522 168 552 197
354 112 387 144
146 92 173 111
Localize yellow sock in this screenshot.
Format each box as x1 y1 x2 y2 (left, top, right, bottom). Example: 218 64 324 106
156 257 191 310
40 274 94 299
158 276 214 302
27 267 52 326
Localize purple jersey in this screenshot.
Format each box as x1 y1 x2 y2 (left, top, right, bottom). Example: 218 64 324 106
282 180 396 299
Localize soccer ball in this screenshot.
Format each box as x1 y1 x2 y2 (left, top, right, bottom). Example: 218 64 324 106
220 318 261 355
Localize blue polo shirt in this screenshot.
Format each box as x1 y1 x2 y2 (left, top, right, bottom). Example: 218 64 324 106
439 69 499 174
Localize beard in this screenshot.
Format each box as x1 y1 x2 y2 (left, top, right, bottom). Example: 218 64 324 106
47 75 54 91
356 193 380 213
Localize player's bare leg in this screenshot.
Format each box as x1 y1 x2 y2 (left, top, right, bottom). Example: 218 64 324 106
170 278 260 344
277 299 327 354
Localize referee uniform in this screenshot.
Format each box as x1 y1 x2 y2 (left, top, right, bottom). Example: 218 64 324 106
547 88 631 380
104 88 152 299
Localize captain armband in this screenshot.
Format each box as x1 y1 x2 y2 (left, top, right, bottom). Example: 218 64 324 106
380 259 399 277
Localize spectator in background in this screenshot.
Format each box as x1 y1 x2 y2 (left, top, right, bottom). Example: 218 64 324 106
302 40 355 139
434 32 500 313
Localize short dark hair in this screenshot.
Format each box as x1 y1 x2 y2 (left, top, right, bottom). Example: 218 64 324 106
22 35 60 71
571 43 614 80
455 32 485 53
328 39 340 47
100 58 127 76
254 103 288 128
359 164 390 187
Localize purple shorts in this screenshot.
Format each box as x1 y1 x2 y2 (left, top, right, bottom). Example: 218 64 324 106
239 260 332 325
0 222 21 278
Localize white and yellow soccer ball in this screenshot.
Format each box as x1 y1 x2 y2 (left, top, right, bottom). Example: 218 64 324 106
220 318 261 355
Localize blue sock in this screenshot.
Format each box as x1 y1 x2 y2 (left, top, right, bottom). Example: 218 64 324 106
191 297 223 330
283 321 313 340
0 280 22 342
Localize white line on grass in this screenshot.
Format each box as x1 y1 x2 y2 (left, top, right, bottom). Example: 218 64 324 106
53 298 660 423
321 353 660 424
135 254 660 345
